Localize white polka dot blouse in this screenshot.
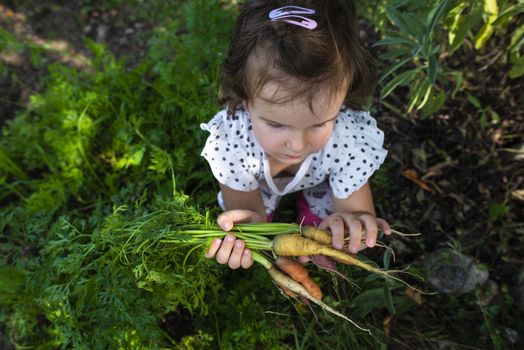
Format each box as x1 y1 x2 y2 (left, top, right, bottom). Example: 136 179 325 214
200 105 387 217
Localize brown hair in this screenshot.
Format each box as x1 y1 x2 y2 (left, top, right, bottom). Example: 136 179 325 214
219 0 376 115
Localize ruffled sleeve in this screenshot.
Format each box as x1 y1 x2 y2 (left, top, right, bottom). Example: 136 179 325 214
200 109 260 191
327 109 387 199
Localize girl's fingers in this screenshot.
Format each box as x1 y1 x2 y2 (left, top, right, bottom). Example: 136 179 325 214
205 238 222 258
360 214 378 248
215 234 236 265
318 219 329 231
320 213 385 253
214 210 262 269
240 249 253 269
217 214 234 231
377 218 392 235
357 241 368 252
227 238 245 269
323 215 345 250
217 209 265 231
346 218 363 254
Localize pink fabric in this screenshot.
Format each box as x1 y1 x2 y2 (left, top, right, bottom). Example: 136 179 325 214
296 192 323 226
266 192 323 225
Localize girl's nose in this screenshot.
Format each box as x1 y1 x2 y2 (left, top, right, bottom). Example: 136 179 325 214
285 133 306 153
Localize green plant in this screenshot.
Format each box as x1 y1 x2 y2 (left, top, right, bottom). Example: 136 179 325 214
0 1 240 347
369 0 524 117
489 201 510 222
447 0 524 78
467 94 501 129
3 1 521 348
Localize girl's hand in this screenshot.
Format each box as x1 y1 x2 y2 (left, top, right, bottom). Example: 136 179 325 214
205 233 253 269
205 209 266 269
319 212 391 254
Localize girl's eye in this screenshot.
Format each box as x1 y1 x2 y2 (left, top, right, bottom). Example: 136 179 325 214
267 122 283 129
313 122 327 128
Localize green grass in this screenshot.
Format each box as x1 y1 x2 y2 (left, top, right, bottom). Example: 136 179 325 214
1 0 522 349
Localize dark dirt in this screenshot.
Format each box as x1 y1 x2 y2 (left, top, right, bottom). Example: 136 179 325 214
0 1 152 127
372 28 524 347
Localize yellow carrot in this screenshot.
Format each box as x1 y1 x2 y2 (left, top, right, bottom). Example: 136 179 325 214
301 226 332 245
273 234 383 275
272 234 425 293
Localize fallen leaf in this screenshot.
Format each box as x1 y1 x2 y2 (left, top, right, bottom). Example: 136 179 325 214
421 158 458 180
405 287 423 305
447 192 465 205
402 169 434 192
383 315 394 337
511 189 524 202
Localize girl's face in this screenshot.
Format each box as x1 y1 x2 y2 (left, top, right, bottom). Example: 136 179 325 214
246 80 347 167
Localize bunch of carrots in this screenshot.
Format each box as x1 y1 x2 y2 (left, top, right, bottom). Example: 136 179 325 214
162 222 415 333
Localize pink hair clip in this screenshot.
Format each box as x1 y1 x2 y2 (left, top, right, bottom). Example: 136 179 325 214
269 6 317 30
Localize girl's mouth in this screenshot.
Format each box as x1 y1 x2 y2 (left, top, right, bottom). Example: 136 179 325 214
285 154 302 160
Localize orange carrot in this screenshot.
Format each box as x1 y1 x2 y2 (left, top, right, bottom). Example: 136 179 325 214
266 266 371 334
300 279 323 301
275 257 323 300
275 257 308 282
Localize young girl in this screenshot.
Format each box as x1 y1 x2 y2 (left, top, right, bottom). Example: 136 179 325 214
201 0 391 269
